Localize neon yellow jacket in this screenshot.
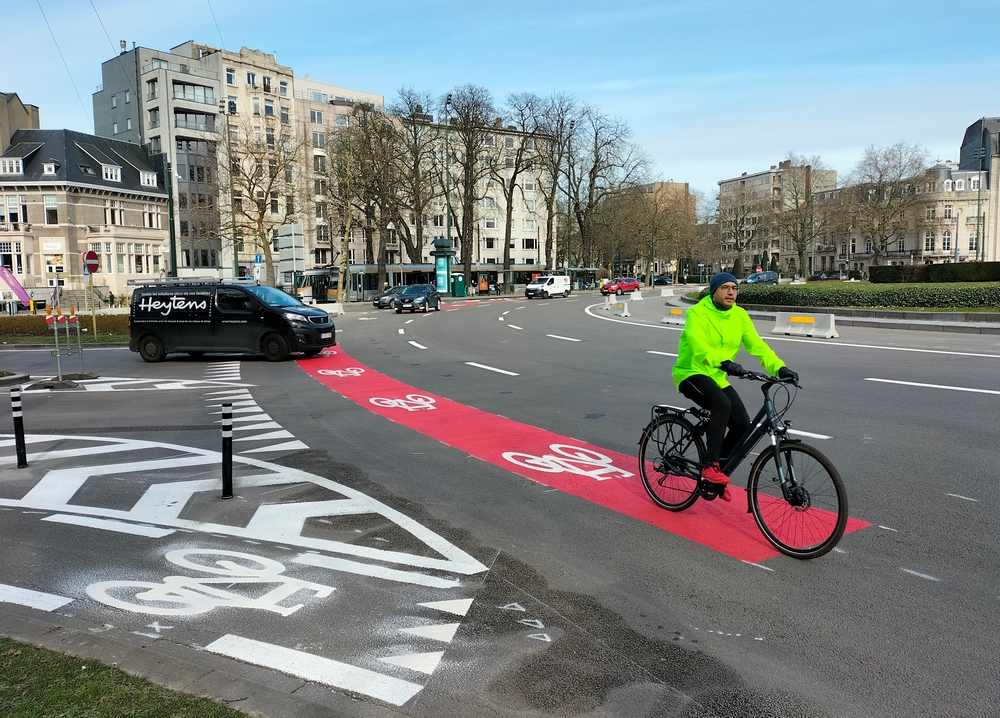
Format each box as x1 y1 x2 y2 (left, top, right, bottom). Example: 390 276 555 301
672 296 785 390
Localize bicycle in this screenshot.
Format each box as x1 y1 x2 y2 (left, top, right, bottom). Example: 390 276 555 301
638 368 848 559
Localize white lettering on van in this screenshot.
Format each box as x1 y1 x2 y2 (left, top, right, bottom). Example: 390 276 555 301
138 295 209 317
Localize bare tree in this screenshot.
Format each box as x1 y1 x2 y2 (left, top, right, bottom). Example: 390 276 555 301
766 154 837 277
390 88 440 263
532 93 576 271
566 106 649 271
443 85 498 289
845 142 929 267
216 115 306 286
717 183 770 278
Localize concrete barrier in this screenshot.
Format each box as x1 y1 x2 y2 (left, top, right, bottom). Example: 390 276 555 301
661 307 685 326
771 312 838 338
326 303 346 316
617 300 631 317
659 288 674 298
630 289 643 301
603 294 614 310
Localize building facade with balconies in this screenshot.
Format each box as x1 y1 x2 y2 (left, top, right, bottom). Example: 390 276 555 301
0 129 167 296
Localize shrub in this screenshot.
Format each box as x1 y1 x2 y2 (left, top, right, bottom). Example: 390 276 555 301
870 261 1000 284
732 283 1000 309
0 313 129 337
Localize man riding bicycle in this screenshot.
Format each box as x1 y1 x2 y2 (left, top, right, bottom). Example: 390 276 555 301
671 272 798 501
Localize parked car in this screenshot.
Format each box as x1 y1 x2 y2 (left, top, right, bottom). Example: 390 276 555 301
825 271 847 281
394 284 441 313
600 277 642 295
807 272 828 281
740 271 779 285
652 274 673 285
129 279 335 363
525 275 572 299
373 285 405 309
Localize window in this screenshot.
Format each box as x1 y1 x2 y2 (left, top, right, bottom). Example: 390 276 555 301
253 98 260 115
522 237 536 250
924 232 935 251
312 132 326 149
484 217 497 229
111 95 117 109
316 202 327 218
280 106 289 124
942 231 952 251
112 122 118 134
970 178 980 190
226 67 235 85
310 110 323 124
505 157 516 169
317 225 330 243
147 79 158 100
486 257 496 264
956 180 965 191
944 180 952 191
229 124 238 142
897 238 905 252
284 166 293 183
173 83 214 104
43 163 56 175
482 135 495 147
944 205 952 219
44 195 58 224
126 118 132 131
270 193 279 214
140 171 157 187
315 179 326 194
524 199 536 211
103 165 121 182
149 136 161 153
264 99 274 116
865 239 873 253
482 197 497 208
850 238 856 254
925 208 935 219
335 115 349 127
523 219 536 230
279 81 288 97
510 240 516 249
266 129 275 150
313 155 326 172
0 159 23 174
262 76 271 93
522 179 535 191
125 90 130 104
148 107 160 128
485 238 495 249
505 136 515 149
969 234 978 251
247 72 257 88
142 203 161 228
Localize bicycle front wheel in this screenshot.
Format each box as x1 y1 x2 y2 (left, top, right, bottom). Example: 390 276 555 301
638 415 704 511
748 443 848 559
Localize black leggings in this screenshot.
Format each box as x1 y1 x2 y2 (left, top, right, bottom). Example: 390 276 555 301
677 374 750 465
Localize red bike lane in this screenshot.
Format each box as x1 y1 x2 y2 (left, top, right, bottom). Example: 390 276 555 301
299 350 868 563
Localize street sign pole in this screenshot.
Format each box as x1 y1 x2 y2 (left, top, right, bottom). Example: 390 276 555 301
83 251 100 339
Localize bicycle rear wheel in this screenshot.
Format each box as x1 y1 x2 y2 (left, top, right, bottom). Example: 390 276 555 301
748 443 848 559
638 415 704 511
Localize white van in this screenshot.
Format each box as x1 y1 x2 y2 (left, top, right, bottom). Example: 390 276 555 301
525 275 572 299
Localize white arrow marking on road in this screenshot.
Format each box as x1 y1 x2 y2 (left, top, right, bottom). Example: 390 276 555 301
0 583 73 611
206 635 424 706
420 598 474 616
527 633 551 642
864 377 1000 396
546 334 581 342
518 618 545 629
379 651 445 675
408 341 427 349
498 602 526 612
401 623 460 643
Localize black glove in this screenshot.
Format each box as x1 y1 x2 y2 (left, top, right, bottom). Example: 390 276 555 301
778 366 799 383
720 360 744 376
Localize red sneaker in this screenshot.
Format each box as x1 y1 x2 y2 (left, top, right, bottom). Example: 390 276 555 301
701 463 730 485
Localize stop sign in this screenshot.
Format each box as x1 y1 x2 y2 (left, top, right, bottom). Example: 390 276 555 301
83 250 99 273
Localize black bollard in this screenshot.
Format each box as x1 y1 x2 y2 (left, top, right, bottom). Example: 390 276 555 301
11 386 28 469
221 402 233 499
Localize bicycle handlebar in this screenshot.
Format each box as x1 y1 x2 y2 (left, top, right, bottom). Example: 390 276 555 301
724 366 799 387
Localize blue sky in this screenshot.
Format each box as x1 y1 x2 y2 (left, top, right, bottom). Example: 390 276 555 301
5 0 998 203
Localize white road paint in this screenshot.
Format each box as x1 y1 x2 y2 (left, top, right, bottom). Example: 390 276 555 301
546 334 582 342
464 362 519 376
401 623 460 643
0 583 73 611
864 377 1000 396
408 341 428 350
234 430 294 442
293 552 459 588
901 568 941 582
240 440 309 453
405 319 414 324
42 514 174 538
502 310 510 315
878 525 898 532
398 328 405 334
741 560 776 572
420 598 474 616
787 429 834 440
647 350 678 357
379 650 444 675
507 324 523 330
205 634 424 706
947 493 979 502
498 316 505 322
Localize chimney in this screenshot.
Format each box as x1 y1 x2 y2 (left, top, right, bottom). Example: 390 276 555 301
120 40 127 54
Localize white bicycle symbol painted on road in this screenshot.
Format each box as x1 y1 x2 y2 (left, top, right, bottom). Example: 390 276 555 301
369 394 437 411
317 367 365 378
86 550 334 617
502 444 634 481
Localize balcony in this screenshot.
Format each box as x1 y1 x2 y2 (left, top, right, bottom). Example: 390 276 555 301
141 60 218 81
174 118 215 132
0 222 31 234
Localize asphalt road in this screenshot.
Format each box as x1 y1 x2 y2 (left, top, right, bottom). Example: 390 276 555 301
1 293 998 717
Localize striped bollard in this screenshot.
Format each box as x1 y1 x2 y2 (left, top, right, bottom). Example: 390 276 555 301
11 386 28 468
221 402 233 499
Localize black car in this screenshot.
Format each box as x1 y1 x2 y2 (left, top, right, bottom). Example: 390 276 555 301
652 274 673 285
394 284 441 313
373 285 405 309
807 272 827 281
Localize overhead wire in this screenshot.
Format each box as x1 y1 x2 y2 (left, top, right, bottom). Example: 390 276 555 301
36 0 93 128
89 0 138 102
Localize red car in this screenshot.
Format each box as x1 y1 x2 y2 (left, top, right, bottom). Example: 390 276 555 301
600 277 641 295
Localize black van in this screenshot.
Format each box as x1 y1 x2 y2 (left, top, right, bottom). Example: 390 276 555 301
128 279 336 362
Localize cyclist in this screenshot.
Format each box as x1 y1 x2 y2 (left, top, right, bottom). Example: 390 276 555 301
671 272 798 501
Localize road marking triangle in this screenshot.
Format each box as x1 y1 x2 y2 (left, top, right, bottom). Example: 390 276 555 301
239 440 308 453
234 430 294 442
499 602 526 612
401 623 460 643
419 598 474 616
378 651 444 675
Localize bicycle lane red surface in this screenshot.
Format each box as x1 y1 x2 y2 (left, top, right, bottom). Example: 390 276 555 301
299 350 868 563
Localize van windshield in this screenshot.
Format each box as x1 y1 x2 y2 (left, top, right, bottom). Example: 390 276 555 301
243 285 303 307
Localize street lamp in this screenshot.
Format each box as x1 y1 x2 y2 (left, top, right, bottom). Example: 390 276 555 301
955 208 961 263
974 142 985 262
564 119 575 282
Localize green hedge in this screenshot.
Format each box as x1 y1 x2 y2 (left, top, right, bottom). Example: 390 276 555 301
731 283 1000 309
870 262 1000 284
0 313 130 337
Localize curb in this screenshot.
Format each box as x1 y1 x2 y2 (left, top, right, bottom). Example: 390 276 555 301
0 373 29 387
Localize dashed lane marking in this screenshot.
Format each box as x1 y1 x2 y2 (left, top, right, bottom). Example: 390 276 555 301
464 362 519 376
0 583 74 611
864 377 1000 396
546 334 582 342
408 341 428 350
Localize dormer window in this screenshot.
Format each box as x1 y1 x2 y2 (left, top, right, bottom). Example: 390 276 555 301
140 171 157 187
79 164 96 175
103 165 121 182
0 158 23 174
43 163 56 175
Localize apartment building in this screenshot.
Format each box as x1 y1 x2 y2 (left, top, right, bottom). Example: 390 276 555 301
1 92 40 153
0 129 167 295
959 117 999 262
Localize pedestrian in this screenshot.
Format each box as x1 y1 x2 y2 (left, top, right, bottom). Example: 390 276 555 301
108 291 115 309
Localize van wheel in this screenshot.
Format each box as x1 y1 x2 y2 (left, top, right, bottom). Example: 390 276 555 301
261 333 290 362
564 290 570 298
139 335 166 363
